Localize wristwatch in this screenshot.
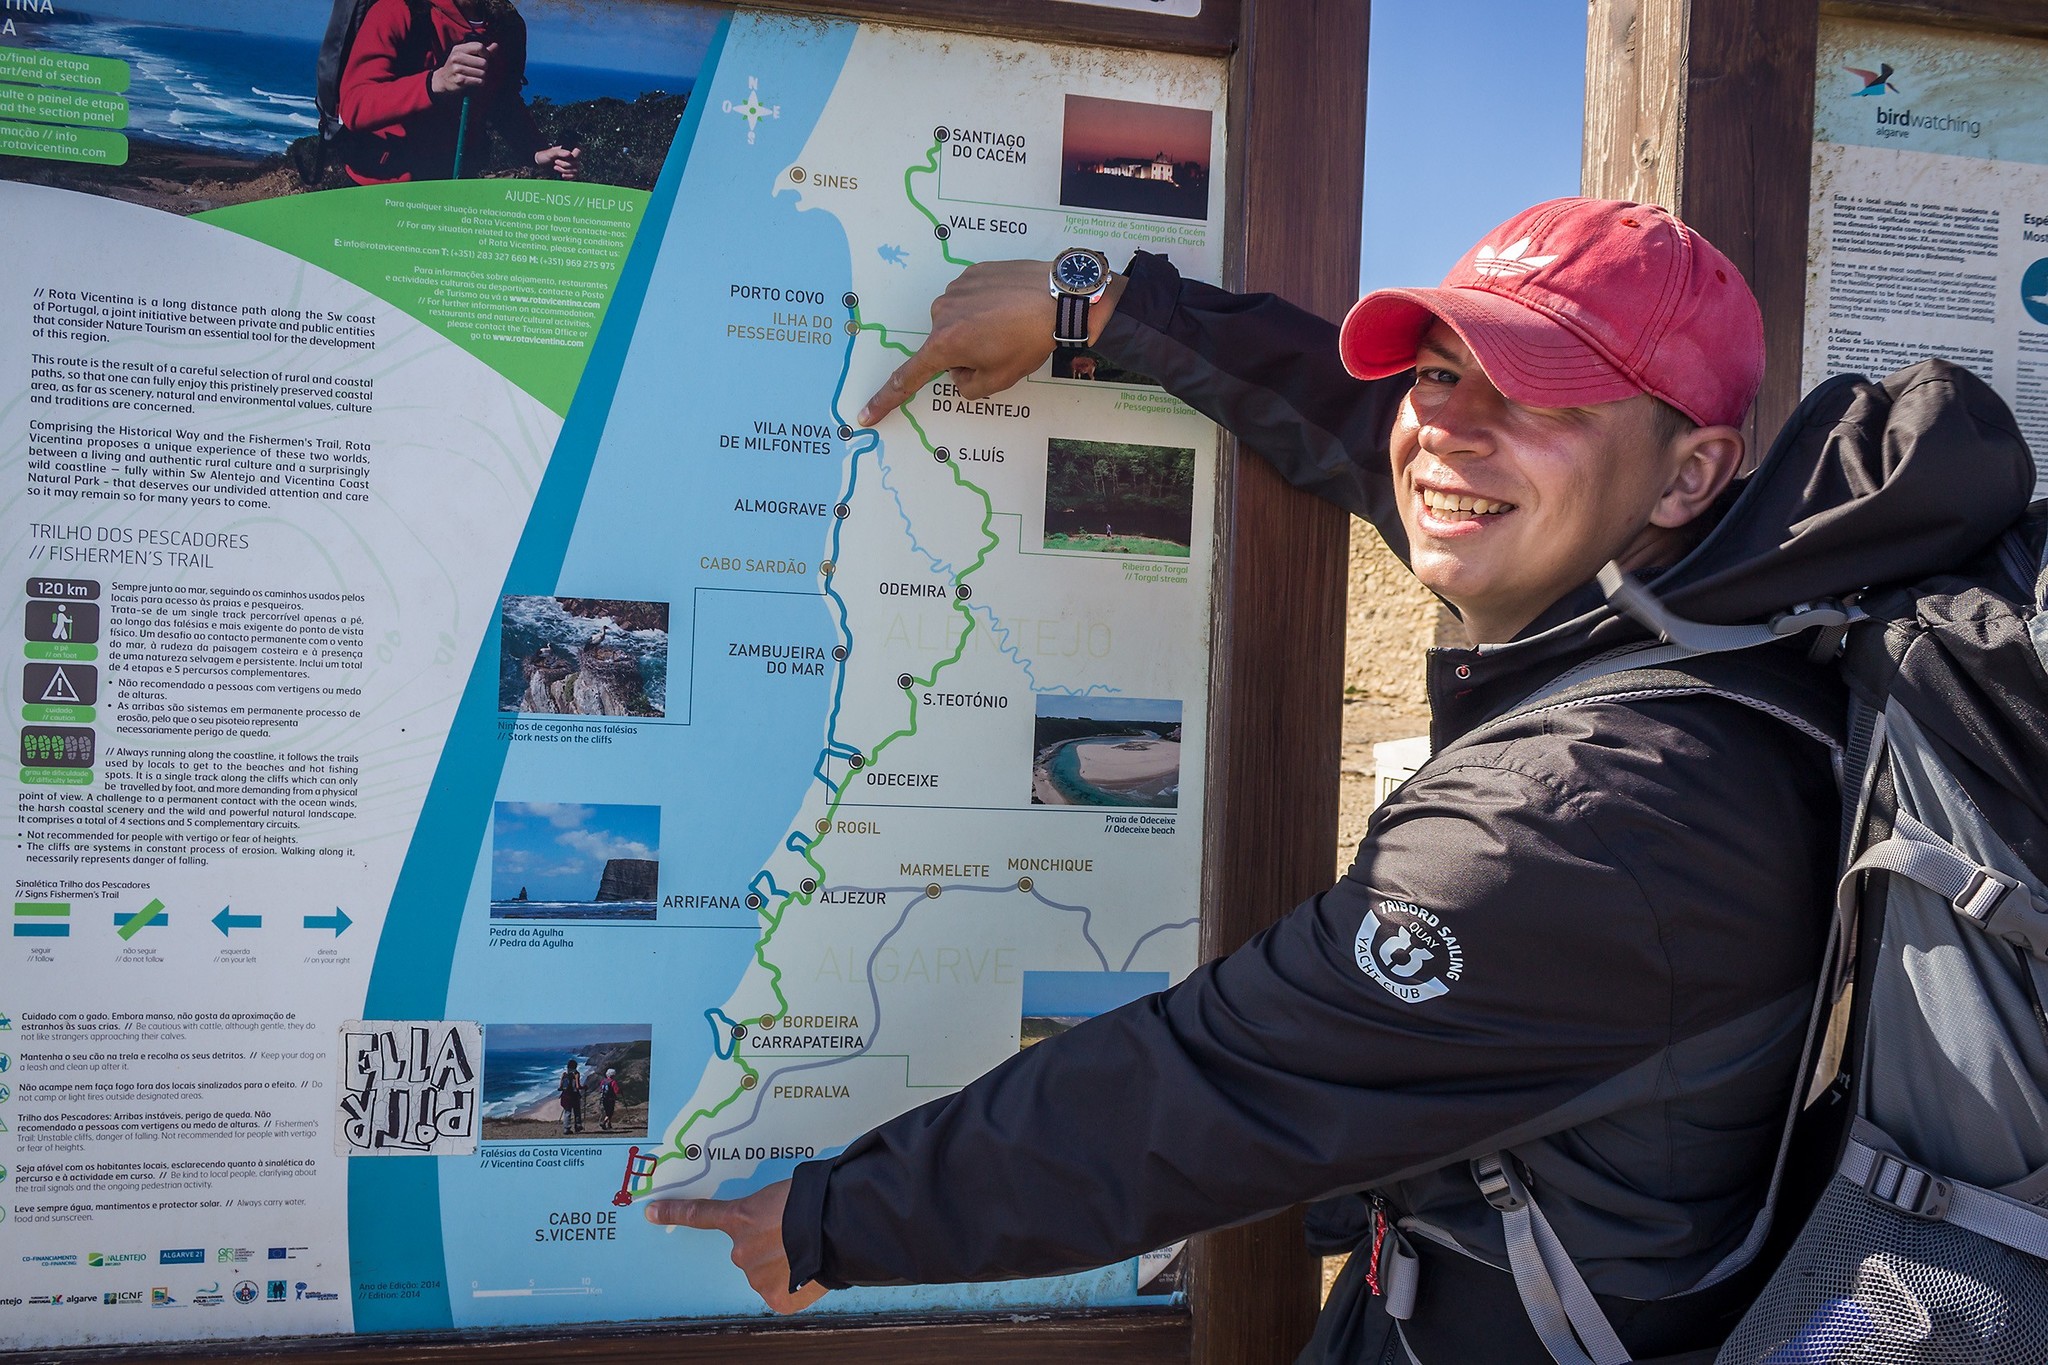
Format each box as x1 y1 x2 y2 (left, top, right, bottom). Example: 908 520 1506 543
1049 248 1111 349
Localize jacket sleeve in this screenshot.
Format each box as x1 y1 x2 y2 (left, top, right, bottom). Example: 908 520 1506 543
338 1 437 134
1095 251 1411 557
780 720 1828 1290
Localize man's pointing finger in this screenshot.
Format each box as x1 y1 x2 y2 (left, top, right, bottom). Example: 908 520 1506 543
641 1197 726 1230
858 342 944 427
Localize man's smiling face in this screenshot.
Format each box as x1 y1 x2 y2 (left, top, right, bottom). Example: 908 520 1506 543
1390 322 1728 646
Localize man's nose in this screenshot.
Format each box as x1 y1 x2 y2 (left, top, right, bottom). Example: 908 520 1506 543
1417 392 1498 461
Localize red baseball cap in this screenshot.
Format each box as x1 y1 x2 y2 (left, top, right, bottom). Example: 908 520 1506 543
1338 198 1763 428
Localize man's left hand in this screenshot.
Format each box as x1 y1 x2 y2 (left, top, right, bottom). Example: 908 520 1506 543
643 1178 826 1314
535 145 581 180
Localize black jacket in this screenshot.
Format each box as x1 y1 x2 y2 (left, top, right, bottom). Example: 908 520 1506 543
781 253 2035 1362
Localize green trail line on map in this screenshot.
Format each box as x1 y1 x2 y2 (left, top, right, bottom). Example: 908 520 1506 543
654 145 1002 1175
907 138 977 269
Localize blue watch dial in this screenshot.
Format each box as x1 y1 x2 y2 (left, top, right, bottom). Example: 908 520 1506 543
1057 254 1104 291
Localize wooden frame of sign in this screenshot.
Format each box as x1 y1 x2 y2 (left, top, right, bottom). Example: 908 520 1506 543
16 0 1363 1362
1583 0 2040 447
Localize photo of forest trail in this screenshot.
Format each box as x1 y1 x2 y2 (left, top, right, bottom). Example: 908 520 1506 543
1043 438 1196 558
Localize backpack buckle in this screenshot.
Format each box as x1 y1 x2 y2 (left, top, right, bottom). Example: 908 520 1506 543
1471 1154 1530 1213
1954 867 2048 962
1861 1151 1952 1220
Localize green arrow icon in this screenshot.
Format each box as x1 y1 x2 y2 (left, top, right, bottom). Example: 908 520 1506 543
302 908 351 937
211 906 261 936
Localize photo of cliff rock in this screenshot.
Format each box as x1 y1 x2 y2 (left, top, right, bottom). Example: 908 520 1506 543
490 801 660 921
500 595 668 718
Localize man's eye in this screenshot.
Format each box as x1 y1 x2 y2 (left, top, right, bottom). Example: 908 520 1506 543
1415 367 1457 385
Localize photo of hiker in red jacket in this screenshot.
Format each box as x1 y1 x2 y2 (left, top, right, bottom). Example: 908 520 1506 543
339 0 581 185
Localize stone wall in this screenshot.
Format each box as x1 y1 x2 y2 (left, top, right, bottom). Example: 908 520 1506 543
1335 521 1440 870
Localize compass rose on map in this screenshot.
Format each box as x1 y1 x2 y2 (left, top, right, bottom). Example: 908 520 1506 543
721 76 781 144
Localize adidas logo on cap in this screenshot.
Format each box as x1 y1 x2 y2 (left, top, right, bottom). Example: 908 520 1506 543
1469 237 1558 279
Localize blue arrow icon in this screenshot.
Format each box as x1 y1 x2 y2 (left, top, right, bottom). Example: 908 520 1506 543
212 906 261 936
302 908 351 937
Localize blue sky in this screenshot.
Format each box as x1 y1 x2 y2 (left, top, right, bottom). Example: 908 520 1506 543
491 801 660 902
485 1022 652 1053
1035 696 1184 723
1361 0 1586 293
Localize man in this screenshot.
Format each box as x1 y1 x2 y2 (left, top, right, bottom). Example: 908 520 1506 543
558 1058 583 1137
599 1067 621 1133
645 199 2019 1360
338 0 580 185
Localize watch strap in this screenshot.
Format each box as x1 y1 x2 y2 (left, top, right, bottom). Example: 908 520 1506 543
1054 292 1090 348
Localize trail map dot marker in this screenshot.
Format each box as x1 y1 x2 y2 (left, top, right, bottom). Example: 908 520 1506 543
740 1074 758 1091
816 818 830 834
955 584 971 601
834 503 850 519
832 645 847 661
745 892 763 910
800 877 817 894
731 1024 747 1041
933 126 949 142
788 165 806 183
760 1015 775 1029
925 883 942 899
848 753 865 769
1017 877 1034 892
897 673 914 690
934 224 951 241
821 559 835 575
844 320 859 336
842 291 859 310
836 424 853 440
685 1144 702 1160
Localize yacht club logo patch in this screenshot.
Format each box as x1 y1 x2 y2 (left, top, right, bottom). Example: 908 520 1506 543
1356 899 1463 1003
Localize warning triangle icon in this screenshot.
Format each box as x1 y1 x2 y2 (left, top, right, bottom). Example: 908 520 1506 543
40 668 82 704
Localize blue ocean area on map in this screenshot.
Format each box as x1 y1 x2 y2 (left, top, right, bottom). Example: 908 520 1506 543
434 14 864 1327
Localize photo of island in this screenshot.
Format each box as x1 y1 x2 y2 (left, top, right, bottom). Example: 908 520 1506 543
490 802 659 921
500 596 668 718
1019 969 1167 1048
1032 697 1183 808
1043 438 1196 558
1059 93 1212 222
0 0 724 213
481 1022 652 1142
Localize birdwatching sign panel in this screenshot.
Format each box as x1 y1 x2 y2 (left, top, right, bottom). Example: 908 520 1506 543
1 2 1227 1347
1803 15 2048 481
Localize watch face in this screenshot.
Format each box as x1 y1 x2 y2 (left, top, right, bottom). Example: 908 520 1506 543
1056 252 1105 293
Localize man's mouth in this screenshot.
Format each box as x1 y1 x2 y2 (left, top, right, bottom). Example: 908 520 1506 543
1417 486 1516 522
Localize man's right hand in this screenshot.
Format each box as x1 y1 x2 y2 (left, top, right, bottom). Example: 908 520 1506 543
431 41 493 96
856 260 1126 427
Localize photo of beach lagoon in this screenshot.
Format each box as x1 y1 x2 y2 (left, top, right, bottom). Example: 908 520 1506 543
481 1023 652 1142
0 0 725 213
491 802 659 921
1032 697 1183 808
1019 969 1167 1048
1043 439 1195 558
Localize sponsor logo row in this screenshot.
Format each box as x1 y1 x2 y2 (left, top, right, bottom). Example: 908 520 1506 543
21 1245 311 1269
5 1277 339 1308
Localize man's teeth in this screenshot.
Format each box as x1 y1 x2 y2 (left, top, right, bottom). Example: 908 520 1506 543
1420 488 1513 515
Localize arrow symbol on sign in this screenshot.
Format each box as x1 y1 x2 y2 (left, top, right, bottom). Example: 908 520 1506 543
212 905 261 936
302 907 351 937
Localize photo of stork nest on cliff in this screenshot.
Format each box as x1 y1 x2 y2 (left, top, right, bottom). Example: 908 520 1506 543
500 595 667 718
0 0 725 214
490 801 659 921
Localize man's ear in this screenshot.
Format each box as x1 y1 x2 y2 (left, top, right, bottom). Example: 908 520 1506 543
1649 425 1745 529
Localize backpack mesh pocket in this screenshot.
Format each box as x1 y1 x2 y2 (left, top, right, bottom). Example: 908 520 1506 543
1717 1176 2048 1364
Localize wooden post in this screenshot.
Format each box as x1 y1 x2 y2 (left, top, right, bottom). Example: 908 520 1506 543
1188 1 1368 1362
1582 0 1820 448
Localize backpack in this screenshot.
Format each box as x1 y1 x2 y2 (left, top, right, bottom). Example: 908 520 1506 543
301 0 429 185
1428 377 2048 1364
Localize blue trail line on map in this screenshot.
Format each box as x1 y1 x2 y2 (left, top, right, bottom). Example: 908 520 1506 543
644 880 1185 1196
705 1009 741 1061
966 603 1124 697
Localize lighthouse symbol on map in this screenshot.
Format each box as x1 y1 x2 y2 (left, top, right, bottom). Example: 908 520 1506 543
722 76 780 144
